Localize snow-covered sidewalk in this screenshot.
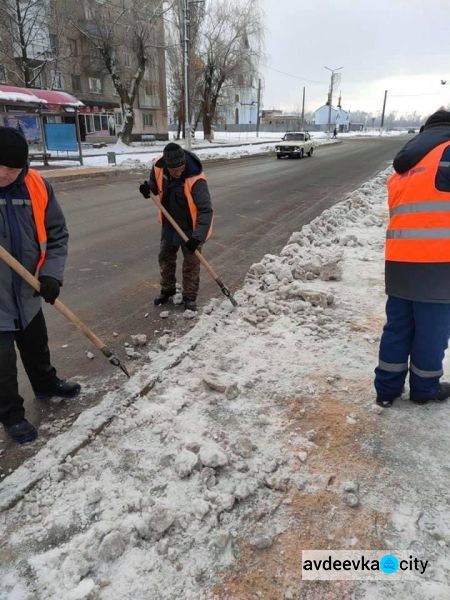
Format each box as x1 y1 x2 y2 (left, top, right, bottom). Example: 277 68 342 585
1 168 449 600
31 135 339 170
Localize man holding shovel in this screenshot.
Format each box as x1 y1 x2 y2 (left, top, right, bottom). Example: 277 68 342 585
0 127 80 444
139 142 213 312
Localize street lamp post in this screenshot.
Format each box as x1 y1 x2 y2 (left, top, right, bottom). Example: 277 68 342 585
183 0 205 150
324 66 343 138
183 0 191 150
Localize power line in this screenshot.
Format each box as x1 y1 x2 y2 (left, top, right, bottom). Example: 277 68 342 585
390 92 445 97
263 65 326 85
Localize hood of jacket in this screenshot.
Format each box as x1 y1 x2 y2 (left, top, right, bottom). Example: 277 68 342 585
393 125 450 174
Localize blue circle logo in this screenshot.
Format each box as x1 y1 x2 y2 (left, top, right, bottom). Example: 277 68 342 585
380 554 399 574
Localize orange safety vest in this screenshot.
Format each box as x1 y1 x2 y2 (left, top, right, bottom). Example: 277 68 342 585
153 159 213 241
387 140 450 263
24 169 48 272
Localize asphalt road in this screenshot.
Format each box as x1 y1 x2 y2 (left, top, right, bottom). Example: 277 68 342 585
0 136 406 471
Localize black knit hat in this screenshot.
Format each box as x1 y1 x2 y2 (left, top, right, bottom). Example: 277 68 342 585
424 110 450 130
0 127 28 168
163 142 185 168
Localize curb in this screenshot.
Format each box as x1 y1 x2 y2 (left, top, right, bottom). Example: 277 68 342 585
0 312 223 512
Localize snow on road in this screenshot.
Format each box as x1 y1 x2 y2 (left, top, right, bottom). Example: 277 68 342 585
1 166 449 600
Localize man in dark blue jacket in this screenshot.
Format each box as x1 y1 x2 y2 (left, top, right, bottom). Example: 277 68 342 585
139 143 213 312
0 128 80 444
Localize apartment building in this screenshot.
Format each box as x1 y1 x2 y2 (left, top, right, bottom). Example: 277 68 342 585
0 0 168 141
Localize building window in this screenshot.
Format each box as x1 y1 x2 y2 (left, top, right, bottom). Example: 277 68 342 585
115 112 123 125
49 33 58 54
52 71 64 90
143 113 153 127
235 94 239 103
71 74 81 91
0 65 6 83
88 77 102 93
123 52 130 67
69 38 78 56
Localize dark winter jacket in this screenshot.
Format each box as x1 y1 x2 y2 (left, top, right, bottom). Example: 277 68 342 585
149 150 213 245
386 125 450 302
0 168 68 330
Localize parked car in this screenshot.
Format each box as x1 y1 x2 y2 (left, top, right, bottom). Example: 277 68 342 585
275 132 315 159
408 128 416 134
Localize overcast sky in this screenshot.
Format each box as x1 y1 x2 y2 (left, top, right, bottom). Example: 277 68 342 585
261 0 450 119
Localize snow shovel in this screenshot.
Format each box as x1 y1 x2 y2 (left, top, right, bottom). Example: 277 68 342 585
0 245 130 378
150 193 238 307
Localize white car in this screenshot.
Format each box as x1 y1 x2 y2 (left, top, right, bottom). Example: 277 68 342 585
275 132 315 159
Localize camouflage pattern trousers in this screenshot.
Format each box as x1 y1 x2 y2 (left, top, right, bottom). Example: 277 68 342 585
158 240 203 301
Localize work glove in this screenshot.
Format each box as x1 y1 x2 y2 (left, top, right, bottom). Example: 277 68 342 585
185 238 201 254
38 276 61 304
139 181 151 199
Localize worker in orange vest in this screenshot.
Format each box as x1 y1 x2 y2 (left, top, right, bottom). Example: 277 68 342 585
0 127 80 444
375 110 450 407
139 143 213 312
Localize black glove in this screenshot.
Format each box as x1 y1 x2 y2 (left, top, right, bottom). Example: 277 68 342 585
139 181 151 199
38 276 61 304
185 238 201 254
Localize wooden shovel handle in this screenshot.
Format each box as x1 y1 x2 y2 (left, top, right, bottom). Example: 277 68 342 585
151 193 220 280
0 245 106 351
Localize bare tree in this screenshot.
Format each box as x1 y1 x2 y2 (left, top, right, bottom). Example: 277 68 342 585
0 0 68 87
197 0 263 139
73 0 170 144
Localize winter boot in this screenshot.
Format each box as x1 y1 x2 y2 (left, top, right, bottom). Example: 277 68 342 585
5 419 38 444
35 378 81 401
183 298 197 312
376 386 405 408
410 381 450 405
376 396 396 408
154 289 176 306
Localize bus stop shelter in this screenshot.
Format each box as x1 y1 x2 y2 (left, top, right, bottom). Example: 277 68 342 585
0 85 84 165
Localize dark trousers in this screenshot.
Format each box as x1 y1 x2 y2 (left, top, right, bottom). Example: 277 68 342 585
158 240 202 301
0 310 56 426
374 296 450 402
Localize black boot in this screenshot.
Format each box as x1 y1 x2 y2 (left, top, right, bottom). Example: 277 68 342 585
410 382 450 405
154 289 176 306
35 378 81 401
437 382 450 401
376 397 395 408
184 298 197 312
5 419 38 444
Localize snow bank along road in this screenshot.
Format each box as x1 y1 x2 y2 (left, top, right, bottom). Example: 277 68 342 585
2 163 449 600
0 137 405 477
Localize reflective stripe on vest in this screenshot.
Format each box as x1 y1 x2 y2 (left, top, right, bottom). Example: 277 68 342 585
386 141 450 262
153 159 213 241
24 169 48 272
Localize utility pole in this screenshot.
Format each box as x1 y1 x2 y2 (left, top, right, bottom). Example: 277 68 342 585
324 66 343 138
380 90 388 134
183 0 191 150
256 78 261 137
301 86 305 129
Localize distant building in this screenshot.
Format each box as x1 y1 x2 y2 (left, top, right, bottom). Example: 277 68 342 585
261 111 306 130
313 96 350 132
